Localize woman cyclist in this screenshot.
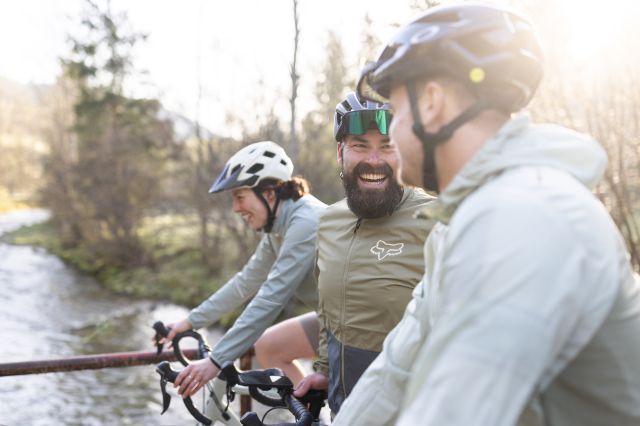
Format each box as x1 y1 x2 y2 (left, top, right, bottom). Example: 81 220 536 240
158 141 326 398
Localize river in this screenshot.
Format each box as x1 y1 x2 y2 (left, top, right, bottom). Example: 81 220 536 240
0 209 215 425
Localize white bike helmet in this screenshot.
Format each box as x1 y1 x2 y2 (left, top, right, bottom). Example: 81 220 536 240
209 141 294 233
209 141 294 194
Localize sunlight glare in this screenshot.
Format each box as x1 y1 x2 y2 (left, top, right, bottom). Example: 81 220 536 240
560 0 637 61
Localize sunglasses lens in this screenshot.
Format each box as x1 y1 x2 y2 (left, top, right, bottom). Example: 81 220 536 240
343 110 392 136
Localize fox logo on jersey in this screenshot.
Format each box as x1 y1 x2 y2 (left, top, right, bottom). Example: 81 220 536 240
370 240 404 260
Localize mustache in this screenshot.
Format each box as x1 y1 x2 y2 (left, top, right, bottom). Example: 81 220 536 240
351 162 394 178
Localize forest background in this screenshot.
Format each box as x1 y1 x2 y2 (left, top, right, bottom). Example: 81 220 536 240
2 0 639 322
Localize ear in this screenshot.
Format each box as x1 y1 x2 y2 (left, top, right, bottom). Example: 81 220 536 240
418 81 446 131
337 142 344 163
264 188 277 202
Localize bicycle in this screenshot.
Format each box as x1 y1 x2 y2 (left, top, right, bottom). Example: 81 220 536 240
152 321 327 426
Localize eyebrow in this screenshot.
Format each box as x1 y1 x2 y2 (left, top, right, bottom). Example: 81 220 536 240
348 136 391 143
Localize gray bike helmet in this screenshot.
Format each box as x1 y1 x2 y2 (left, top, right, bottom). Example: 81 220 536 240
334 92 391 142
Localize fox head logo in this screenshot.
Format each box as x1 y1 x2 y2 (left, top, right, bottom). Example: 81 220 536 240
370 240 404 261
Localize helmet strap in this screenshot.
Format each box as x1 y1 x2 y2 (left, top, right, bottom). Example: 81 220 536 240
254 188 280 233
406 79 487 193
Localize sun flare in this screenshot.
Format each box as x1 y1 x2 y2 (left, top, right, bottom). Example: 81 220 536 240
557 0 639 61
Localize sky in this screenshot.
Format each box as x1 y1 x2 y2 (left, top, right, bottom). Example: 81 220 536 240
0 0 414 136
2 0 639 137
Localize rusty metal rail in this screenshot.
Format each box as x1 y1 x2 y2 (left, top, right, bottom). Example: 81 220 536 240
0 347 258 415
0 349 200 377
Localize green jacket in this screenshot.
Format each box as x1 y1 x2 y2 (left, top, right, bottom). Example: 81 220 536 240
313 187 435 413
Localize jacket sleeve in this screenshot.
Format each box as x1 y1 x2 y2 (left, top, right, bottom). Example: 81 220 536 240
397 197 618 425
210 215 320 365
188 235 276 329
312 314 329 375
312 241 329 376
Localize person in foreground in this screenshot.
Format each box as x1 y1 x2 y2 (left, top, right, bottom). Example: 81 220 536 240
159 141 326 397
292 92 435 415
333 3 640 425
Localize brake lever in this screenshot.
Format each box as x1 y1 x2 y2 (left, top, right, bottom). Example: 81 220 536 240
159 376 171 414
156 361 213 426
153 321 171 356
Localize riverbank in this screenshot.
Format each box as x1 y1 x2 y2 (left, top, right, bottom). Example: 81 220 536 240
6 215 242 327
0 188 31 212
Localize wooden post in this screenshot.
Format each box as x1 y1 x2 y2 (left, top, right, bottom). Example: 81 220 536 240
239 346 255 415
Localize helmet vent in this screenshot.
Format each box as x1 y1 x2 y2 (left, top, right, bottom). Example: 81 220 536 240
246 163 264 174
280 159 288 166
231 164 241 174
420 10 460 24
263 151 276 158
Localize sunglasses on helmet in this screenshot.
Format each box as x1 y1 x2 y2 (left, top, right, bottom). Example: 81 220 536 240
339 109 392 140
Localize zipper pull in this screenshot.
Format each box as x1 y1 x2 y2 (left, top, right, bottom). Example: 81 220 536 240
354 218 362 234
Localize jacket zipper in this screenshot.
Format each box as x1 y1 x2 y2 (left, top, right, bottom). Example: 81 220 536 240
340 217 362 401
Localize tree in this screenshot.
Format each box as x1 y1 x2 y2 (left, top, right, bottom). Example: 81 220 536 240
527 0 640 270
42 0 174 266
359 13 381 67
298 30 353 204
288 0 301 163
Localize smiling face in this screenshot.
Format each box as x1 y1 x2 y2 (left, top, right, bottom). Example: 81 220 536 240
388 85 426 188
231 187 270 231
338 128 403 218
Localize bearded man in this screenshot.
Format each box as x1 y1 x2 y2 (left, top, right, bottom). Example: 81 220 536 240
290 92 436 415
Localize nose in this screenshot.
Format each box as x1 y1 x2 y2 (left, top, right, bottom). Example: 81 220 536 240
364 148 386 166
232 198 241 213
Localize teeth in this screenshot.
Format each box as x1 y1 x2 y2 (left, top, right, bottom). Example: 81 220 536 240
360 173 387 182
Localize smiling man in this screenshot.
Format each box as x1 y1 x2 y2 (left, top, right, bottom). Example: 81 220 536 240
293 92 436 415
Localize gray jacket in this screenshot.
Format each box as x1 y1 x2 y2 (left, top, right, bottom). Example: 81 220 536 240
188 194 326 366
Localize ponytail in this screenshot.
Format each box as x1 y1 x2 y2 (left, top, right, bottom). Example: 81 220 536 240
255 176 310 201
277 176 310 200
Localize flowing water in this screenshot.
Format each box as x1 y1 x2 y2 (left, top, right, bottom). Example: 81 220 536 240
0 210 219 426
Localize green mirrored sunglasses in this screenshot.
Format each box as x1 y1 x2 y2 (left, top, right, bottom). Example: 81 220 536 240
340 110 392 139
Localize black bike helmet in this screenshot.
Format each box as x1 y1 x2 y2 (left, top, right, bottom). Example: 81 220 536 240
334 92 391 142
357 2 543 114
356 3 543 192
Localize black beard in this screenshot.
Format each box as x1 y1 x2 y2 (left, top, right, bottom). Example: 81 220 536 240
342 162 404 219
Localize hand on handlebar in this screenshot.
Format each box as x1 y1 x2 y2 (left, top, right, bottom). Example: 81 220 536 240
162 319 193 349
293 372 328 398
175 357 219 398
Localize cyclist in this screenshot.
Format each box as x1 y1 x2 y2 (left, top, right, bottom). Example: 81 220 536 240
333 3 640 425
159 141 326 398
292 92 436 415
